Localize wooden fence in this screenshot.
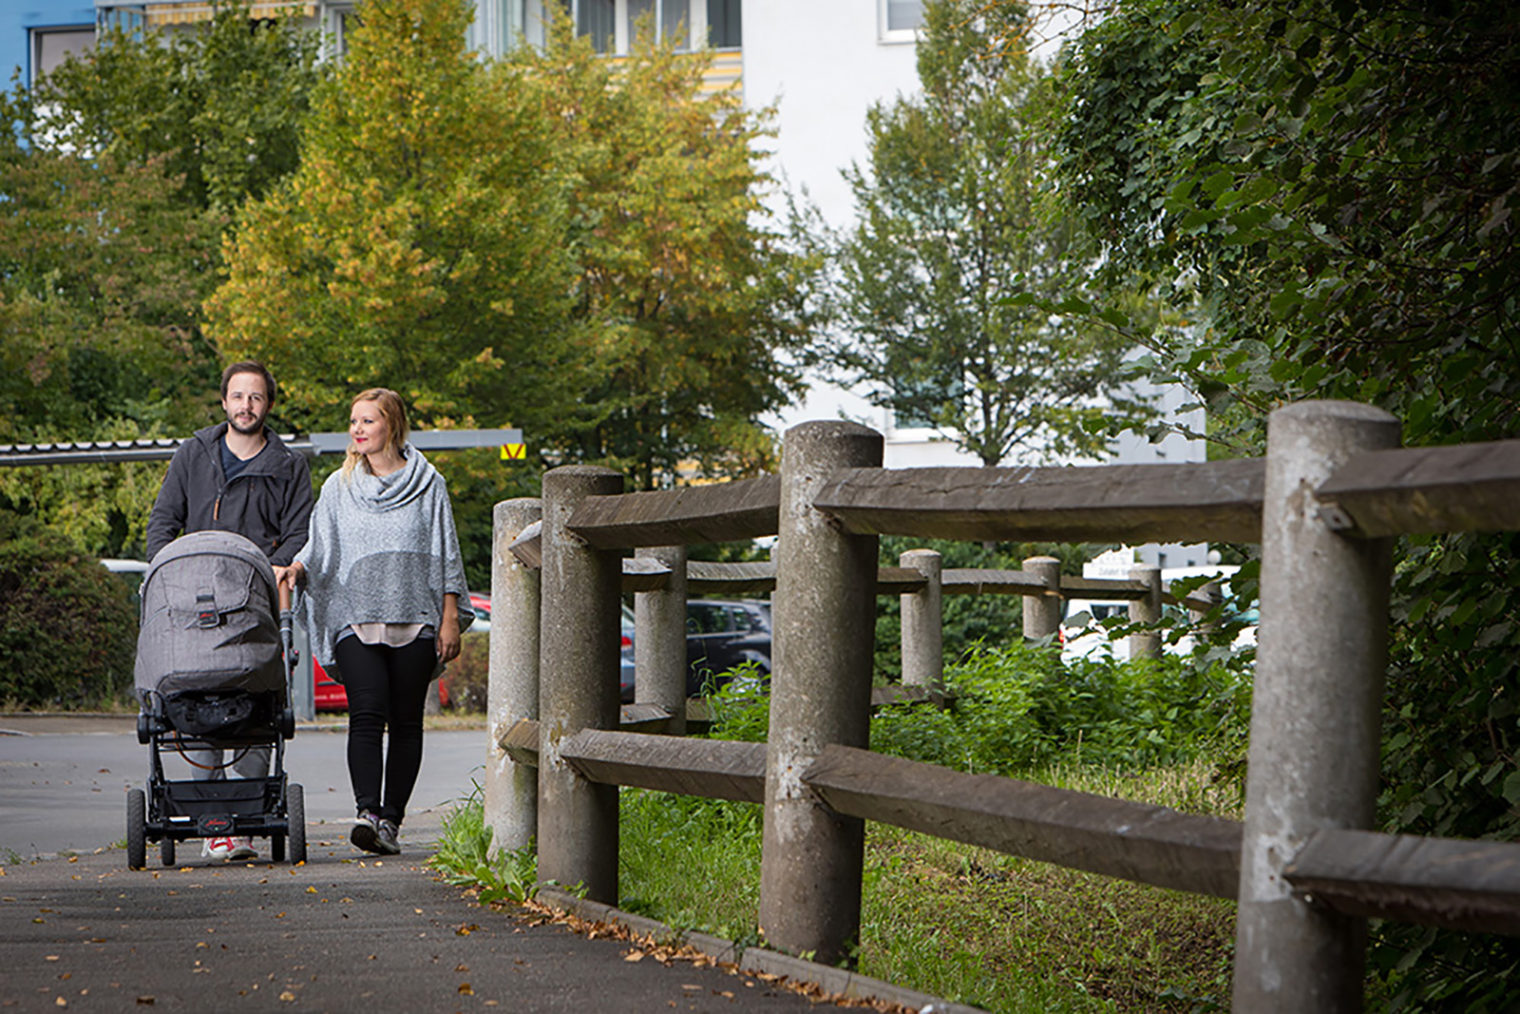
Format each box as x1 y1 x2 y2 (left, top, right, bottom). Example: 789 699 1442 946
481 401 1520 1012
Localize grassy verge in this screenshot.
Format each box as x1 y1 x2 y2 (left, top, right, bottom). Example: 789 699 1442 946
433 643 1250 1012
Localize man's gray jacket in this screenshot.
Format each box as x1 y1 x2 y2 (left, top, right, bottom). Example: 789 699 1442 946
145 422 314 566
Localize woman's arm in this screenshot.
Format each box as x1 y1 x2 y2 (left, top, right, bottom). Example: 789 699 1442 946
437 592 461 664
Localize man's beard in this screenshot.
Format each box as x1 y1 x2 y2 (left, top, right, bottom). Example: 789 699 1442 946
228 413 264 436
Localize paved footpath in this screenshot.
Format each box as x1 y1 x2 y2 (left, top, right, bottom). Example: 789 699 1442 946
2 837 854 1013
1 717 963 1013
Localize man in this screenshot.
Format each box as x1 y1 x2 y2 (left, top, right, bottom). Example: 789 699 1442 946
146 361 314 861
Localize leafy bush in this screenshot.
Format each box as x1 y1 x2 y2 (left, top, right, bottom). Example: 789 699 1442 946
0 508 137 709
702 642 1251 778
871 641 1250 776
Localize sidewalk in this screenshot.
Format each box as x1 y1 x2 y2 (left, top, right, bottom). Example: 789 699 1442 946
2 836 872 1012
0 715 976 1013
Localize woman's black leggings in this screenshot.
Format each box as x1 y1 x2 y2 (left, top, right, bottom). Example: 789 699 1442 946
334 636 436 825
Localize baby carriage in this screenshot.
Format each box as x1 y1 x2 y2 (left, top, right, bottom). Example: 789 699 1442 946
127 530 306 868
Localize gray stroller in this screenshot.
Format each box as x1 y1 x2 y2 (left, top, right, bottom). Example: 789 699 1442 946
127 530 305 867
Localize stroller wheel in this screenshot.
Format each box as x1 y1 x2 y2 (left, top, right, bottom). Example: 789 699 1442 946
288 783 307 865
160 836 176 867
271 831 285 863
126 789 147 870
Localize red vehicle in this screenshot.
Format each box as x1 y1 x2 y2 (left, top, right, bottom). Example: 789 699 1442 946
313 592 490 711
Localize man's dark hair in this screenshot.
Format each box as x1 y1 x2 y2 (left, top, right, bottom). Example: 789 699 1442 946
221 361 277 405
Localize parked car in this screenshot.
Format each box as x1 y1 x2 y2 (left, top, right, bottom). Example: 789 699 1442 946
682 598 772 695
618 598 772 699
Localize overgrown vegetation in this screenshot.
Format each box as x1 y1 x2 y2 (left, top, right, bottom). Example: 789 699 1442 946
1053 1 1520 1006
434 646 1249 1012
0 508 136 710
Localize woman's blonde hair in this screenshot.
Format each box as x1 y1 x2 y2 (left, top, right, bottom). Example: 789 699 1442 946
341 387 411 480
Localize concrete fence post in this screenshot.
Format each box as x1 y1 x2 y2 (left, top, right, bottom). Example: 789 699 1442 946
485 498 542 855
759 421 882 965
538 466 624 904
900 548 943 690
1232 401 1399 1012
1021 556 1062 642
635 544 688 735
1128 564 1162 661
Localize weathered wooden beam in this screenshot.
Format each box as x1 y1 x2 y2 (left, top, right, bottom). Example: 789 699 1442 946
812 459 1265 545
686 560 776 595
941 568 1050 596
1315 439 1520 538
1060 576 1154 601
508 519 542 568
501 717 540 767
1283 828 1520 936
567 475 781 549
870 685 951 709
557 729 767 803
875 565 927 595
802 745 1242 898
621 556 672 592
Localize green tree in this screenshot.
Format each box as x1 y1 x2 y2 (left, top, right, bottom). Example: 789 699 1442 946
30 0 324 212
504 12 818 488
0 84 226 556
826 0 1145 467
1055 1 1520 1006
0 1 327 559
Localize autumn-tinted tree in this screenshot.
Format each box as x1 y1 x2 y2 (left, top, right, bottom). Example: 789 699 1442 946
504 12 818 488
825 0 1144 467
207 0 575 438
0 84 225 554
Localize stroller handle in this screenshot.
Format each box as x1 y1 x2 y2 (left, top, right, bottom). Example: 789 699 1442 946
277 581 294 661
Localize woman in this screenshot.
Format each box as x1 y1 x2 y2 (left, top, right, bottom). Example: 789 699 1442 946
282 389 467 855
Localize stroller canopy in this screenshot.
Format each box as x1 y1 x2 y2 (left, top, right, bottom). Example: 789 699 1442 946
134 531 285 700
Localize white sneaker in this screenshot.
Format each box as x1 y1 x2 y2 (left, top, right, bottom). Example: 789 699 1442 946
203 836 235 859
202 836 257 861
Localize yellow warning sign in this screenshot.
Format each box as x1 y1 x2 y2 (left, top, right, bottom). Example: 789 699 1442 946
500 443 526 461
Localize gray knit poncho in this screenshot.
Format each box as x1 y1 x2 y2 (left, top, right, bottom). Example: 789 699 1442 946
294 444 467 676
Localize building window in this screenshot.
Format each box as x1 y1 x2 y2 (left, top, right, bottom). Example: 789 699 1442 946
30 27 96 85
626 0 691 49
706 0 739 49
578 0 614 52
548 0 726 55
879 0 923 42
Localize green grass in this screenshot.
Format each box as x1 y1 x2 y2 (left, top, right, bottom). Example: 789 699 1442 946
435 767 1238 1012
433 645 1250 1012
606 755 1239 1013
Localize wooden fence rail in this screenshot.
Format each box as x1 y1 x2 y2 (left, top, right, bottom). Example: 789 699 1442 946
485 401 1520 1013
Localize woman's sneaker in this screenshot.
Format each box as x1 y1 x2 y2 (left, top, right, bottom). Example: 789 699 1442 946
376 820 401 855
351 812 384 854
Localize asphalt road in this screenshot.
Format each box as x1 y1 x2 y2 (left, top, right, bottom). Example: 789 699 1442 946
0 715 484 860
